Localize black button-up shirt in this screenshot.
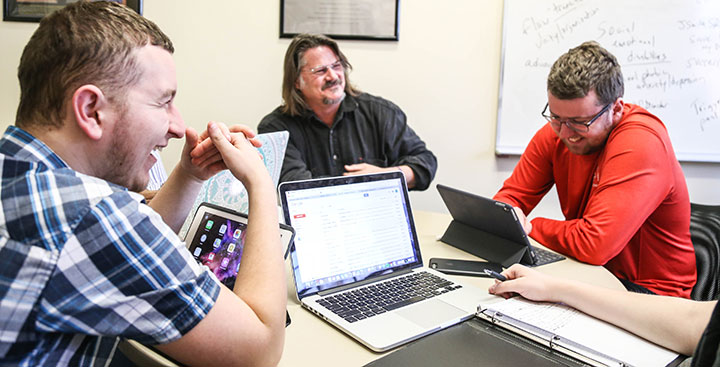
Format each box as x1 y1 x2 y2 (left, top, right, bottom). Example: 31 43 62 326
258 93 437 190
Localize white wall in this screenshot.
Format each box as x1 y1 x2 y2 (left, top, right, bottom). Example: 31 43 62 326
1 0 718 218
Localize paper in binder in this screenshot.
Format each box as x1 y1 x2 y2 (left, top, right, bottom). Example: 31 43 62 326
477 298 681 367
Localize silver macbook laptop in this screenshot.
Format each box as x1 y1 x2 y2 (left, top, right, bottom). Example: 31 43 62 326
279 172 488 352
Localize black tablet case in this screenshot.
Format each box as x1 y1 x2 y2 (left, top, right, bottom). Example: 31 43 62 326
436 184 532 268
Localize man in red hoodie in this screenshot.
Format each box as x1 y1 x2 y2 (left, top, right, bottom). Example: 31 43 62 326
494 41 696 298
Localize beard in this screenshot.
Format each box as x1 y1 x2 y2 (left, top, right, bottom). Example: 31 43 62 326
323 91 346 105
320 78 346 105
98 110 150 192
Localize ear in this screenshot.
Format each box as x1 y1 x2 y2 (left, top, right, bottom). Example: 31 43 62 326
611 98 625 123
71 85 108 141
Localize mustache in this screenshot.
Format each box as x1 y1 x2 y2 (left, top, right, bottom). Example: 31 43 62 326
322 79 342 90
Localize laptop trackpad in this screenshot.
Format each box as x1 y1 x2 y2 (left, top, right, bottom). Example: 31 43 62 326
396 299 467 329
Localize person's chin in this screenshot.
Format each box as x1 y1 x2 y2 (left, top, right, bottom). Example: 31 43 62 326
568 145 600 155
563 139 589 155
132 168 152 192
130 177 150 193
323 91 346 105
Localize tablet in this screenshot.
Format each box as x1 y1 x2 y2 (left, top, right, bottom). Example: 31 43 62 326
184 202 295 289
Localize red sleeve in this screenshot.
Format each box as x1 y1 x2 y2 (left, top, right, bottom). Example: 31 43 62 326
531 123 675 265
493 125 556 214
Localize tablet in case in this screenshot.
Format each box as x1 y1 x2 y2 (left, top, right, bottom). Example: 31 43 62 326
436 184 563 268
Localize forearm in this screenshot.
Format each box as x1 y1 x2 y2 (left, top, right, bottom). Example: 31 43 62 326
530 169 671 265
233 176 287 329
530 218 618 265
395 158 434 190
148 164 205 232
555 280 714 355
390 148 436 191
398 165 415 188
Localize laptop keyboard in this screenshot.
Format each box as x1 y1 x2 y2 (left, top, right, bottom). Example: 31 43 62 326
316 272 463 323
531 245 566 266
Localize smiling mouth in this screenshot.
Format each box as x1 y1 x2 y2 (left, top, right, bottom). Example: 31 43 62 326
567 136 582 143
322 80 341 90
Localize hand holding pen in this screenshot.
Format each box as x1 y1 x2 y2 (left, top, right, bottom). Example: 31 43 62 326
484 269 507 281
487 264 566 303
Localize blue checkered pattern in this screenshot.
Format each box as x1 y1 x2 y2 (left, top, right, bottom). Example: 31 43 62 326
0 126 220 366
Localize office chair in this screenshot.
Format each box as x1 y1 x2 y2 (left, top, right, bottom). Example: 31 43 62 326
689 203 720 301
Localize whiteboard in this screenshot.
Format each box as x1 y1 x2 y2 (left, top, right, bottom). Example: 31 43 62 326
496 0 720 162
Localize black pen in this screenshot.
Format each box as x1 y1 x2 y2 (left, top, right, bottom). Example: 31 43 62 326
484 269 507 281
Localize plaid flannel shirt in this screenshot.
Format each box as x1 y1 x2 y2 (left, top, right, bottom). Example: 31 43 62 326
0 126 220 366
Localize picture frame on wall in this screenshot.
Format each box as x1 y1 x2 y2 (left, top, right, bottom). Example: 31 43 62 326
280 0 399 41
3 0 142 22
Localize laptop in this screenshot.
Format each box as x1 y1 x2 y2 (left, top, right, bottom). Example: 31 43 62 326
184 202 295 289
278 172 489 352
436 184 565 268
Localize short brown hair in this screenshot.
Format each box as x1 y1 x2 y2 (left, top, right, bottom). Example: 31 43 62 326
547 41 624 105
15 0 173 129
281 33 360 116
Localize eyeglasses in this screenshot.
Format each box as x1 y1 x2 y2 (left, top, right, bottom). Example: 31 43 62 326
306 60 344 76
542 102 612 133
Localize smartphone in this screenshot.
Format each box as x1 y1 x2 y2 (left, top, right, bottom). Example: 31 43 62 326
428 258 503 277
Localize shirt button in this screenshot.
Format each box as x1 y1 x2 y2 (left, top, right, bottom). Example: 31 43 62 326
333 155 338 160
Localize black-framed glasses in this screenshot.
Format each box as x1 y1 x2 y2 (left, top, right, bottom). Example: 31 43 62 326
542 102 612 133
306 60 344 77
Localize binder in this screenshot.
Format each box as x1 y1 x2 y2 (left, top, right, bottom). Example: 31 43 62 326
366 297 686 367
474 298 684 367
365 317 589 367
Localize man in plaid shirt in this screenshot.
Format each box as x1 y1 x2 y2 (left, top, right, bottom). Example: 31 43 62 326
0 2 286 366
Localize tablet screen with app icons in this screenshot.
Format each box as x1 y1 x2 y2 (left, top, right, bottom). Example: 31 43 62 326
184 202 295 290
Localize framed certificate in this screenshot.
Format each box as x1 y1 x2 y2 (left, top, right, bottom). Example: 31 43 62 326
280 0 399 41
3 0 142 22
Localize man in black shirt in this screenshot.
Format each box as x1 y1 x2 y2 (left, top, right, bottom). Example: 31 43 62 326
258 34 437 190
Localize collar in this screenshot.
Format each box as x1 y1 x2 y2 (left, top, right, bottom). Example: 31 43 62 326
0 126 70 169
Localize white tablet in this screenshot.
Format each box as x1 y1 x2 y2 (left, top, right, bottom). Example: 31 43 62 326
184 202 295 289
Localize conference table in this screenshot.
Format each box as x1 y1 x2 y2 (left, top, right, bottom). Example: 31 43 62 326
277 210 625 367
121 210 625 366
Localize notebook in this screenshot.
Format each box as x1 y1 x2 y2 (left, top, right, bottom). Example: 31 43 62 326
436 184 565 268
183 202 295 289
278 172 489 352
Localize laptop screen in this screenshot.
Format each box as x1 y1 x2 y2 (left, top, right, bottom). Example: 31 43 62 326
280 172 422 298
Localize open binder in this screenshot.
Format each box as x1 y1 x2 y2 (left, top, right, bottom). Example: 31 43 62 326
477 298 681 367
366 297 685 367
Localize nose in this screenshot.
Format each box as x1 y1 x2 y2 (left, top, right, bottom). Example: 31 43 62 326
325 67 341 80
556 122 577 138
168 103 185 139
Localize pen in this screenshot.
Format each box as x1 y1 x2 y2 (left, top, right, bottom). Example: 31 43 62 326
484 269 507 281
